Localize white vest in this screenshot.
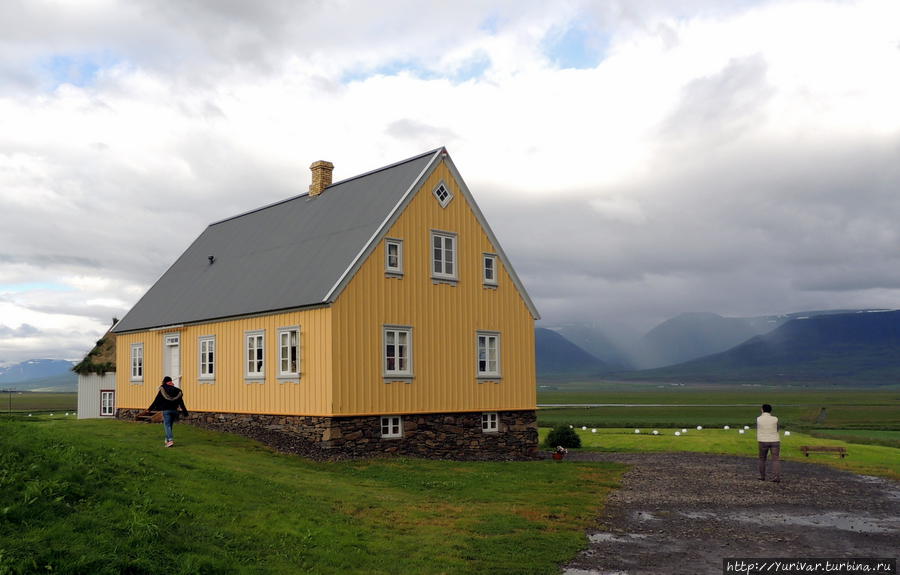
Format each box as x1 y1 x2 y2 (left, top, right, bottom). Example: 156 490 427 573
756 412 779 442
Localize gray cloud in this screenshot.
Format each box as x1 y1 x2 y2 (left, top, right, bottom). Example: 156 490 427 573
0 324 39 338
486 129 900 333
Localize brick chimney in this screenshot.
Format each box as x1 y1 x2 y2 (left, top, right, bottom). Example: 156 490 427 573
309 160 334 196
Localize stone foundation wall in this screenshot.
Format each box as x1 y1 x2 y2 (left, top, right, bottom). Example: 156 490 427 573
117 408 538 460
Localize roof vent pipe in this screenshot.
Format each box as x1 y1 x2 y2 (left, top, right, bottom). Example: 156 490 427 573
309 161 334 196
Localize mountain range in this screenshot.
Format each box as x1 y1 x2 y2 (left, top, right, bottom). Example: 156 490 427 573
625 310 900 384
0 359 77 391
539 309 900 385
535 328 607 378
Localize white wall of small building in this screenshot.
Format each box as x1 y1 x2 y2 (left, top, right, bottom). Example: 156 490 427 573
77 373 116 419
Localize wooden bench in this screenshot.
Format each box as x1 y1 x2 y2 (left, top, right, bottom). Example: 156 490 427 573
800 445 847 458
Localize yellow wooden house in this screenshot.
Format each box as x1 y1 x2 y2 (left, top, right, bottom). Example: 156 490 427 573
112 148 539 457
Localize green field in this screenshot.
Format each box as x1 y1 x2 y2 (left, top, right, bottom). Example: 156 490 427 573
537 387 900 431
538 427 900 479
806 429 900 449
0 417 623 575
0 391 77 413
537 384 900 480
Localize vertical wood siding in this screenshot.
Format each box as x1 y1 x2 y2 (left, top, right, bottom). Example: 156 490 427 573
115 307 332 415
76 373 116 419
331 159 537 415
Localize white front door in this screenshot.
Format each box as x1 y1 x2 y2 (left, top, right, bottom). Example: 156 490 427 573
164 334 181 386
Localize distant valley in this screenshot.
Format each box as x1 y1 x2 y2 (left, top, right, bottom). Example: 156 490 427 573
539 309 900 386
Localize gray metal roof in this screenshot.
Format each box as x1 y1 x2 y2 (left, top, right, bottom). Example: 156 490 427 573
113 149 441 333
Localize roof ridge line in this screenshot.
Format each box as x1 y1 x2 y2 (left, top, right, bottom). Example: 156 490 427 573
208 147 445 228
327 147 443 189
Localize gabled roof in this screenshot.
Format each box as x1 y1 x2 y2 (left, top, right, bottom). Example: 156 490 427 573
113 148 538 334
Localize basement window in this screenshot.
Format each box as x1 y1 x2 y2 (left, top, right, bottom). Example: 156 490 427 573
381 416 403 439
482 412 499 433
433 182 453 208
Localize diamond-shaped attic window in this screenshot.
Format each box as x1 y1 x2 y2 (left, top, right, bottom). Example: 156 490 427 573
433 183 453 207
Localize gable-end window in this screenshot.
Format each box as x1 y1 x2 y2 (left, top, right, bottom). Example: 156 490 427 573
278 327 300 379
477 332 501 378
431 231 457 281
130 343 143 382
483 254 498 286
432 182 453 207
381 416 403 438
383 326 413 378
482 412 499 433
100 390 115 416
385 238 403 276
199 336 215 381
245 331 265 379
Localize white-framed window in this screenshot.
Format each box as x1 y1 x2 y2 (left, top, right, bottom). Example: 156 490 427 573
432 182 453 207
130 343 143 382
381 416 403 438
482 412 499 433
383 326 413 378
245 330 265 379
477 332 501 378
199 336 215 381
431 231 457 281
385 238 403 275
100 390 115 416
483 253 498 286
278 327 300 379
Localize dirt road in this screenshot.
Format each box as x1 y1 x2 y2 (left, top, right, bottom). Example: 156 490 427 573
559 452 899 575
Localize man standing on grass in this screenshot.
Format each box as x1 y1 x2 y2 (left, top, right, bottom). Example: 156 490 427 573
148 376 189 448
757 403 781 483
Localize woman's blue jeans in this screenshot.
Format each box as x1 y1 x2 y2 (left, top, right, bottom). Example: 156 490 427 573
163 410 177 442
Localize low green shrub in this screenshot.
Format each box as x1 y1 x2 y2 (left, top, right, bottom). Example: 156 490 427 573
544 425 581 448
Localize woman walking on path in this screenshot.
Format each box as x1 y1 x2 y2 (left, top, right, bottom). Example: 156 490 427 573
148 376 189 447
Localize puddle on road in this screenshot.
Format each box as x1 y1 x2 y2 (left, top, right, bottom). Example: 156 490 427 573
682 510 898 533
856 475 900 501
589 532 649 543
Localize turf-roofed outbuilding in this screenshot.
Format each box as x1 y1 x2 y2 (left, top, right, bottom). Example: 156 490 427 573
113 148 540 458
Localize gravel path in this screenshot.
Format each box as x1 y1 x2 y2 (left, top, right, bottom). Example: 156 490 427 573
556 452 900 575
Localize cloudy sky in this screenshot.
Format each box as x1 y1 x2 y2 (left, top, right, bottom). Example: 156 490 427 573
2 0 900 364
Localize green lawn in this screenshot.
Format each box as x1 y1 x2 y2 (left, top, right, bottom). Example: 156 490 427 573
0 417 623 575
539 427 900 480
